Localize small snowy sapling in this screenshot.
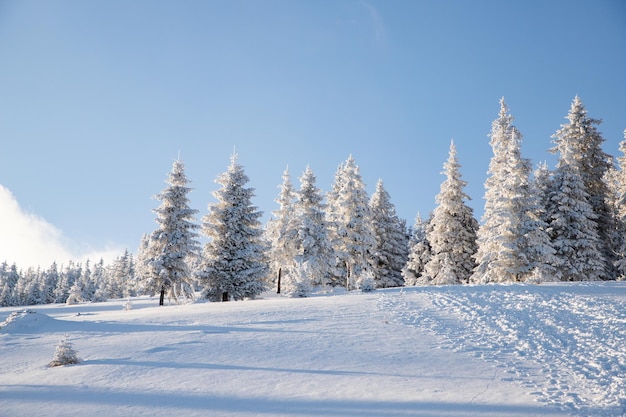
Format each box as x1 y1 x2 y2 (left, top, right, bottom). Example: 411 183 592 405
49 335 80 367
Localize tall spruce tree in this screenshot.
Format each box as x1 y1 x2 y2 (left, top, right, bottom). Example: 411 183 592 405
197 153 268 301
402 213 431 286
326 156 376 289
369 179 408 288
472 99 554 283
424 141 478 284
265 167 297 293
611 130 626 278
139 159 200 305
551 96 615 278
547 132 606 281
290 166 335 292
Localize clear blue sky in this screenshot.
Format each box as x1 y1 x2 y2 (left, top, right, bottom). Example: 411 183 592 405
1 0 625 267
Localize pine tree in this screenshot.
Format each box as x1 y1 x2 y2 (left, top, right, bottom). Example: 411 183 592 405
424 141 478 285
290 166 335 291
197 153 268 302
611 130 626 278
49 335 80 367
0 262 19 306
547 135 606 281
326 156 376 290
139 159 200 305
369 179 408 288
551 96 615 278
472 99 554 283
402 213 431 286
265 167 297 293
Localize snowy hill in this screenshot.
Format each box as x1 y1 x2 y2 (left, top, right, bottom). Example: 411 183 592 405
1 283 625 417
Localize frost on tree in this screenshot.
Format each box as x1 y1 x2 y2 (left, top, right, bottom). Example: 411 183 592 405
472 99 555 284
369 179 408 288
197 153 268 302
547 130 606 281
402 213 431 286
289 166 335 293
326 156 376 290
423 141 478 285
551 96 615 278
49 335 80 367
265 167 297 293
612 130 626 279
138 159 200 306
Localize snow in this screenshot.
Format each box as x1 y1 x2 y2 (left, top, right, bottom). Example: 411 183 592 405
1 283 625 417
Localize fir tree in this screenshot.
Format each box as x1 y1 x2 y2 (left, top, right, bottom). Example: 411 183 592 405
611 130 626 278
402 213 431 286
49 335 80 367
197 153 268 302
424 141 478 284
265 167 297 293
139 159 200 305
326 156 376 290
551 96 615 278
547 136 606 281
472 99 554 283
369 179 408 288
290 166 335 291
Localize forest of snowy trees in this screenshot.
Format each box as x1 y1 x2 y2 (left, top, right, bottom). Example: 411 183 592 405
2 96 626 306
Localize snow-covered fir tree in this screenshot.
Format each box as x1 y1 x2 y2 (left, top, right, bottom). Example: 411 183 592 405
282 260 313 297
547 135 606 281
0 262 19 307
402 213 431 286
289 166 335 292
551 96 615 278
197 153 268 302
49 335 80 367
423 141 478 285
326 156 376 290
369 179 408 288
265 167 297 293
472 99 554 283
610 130 626 278
138 159 200 305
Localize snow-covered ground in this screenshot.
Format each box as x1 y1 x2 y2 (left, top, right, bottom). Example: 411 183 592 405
1 283 625 417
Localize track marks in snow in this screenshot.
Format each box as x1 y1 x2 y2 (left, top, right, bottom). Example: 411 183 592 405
376 285 626 416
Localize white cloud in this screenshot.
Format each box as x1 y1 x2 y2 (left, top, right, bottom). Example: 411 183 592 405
0 184 121 268
361 1 386 43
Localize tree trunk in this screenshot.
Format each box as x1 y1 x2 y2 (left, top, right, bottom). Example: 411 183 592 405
159 286 165 306
277 268 282 294
222 291 229 302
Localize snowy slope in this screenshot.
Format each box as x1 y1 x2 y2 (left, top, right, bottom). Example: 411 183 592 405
1 283 625 417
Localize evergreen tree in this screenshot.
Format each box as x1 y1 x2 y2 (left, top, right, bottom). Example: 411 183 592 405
265 167 297 293
369 179 408 288
326 156 376 290
402 213 431 286
611 130 626 278
424 141 478 284
291 166 335 291
197 153 268 302
551 96 615 278
547 135 606 281
472 99 554 283
0 262 19 306
139 159 200 305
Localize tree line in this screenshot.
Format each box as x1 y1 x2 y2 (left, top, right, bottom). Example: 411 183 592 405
2 96 625 307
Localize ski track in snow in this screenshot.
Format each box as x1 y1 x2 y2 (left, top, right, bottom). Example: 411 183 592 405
376 283 626 416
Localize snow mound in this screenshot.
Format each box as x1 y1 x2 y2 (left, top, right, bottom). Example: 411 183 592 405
0 309 58 333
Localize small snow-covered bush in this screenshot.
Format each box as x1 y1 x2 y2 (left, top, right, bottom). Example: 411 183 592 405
357 271 376 292
49 335 80 367
124 299 133 311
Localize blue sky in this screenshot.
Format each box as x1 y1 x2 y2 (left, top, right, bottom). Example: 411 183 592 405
1 0 625 268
